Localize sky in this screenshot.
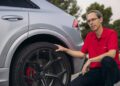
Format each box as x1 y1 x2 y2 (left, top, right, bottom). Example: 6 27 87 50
76 0 120 22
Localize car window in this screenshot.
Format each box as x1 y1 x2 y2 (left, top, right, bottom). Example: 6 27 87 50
0 0 40 9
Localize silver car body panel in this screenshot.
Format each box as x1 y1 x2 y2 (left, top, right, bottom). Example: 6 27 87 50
0 7 29 86
0 7 29 67
0 0 83 86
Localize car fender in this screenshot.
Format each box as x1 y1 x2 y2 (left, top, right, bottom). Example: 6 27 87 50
4 33 28 68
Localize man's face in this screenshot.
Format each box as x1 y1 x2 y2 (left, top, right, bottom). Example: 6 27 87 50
86 12 103 31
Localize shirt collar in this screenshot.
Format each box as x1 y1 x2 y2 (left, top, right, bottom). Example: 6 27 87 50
93 27 106 39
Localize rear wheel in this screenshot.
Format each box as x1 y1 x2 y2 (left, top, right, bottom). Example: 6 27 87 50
10 42 71 86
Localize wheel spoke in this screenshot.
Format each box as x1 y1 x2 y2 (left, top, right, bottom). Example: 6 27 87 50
45 73 65 86
45 73 57 78
41 78 48 86
57 69 67 78
57 70 67 86
49 79 54 86
42 50 63 70
45 70 67 78
43 57 62 71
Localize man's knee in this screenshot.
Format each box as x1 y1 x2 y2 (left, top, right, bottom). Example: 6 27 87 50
101 56 114 63
101 56 120 83
101 56 116 68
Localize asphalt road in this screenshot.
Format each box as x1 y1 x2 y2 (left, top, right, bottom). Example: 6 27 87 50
71 72 120 86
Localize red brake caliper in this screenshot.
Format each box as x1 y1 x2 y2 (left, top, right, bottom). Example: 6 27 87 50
26 67 36 84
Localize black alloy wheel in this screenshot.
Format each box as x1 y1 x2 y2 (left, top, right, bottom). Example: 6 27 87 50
10 42 71 86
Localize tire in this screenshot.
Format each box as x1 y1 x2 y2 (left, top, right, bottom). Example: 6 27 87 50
10 42 71 86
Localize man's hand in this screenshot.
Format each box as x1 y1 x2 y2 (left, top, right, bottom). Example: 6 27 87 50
81 59 91 75
55 44 67 52
55 44 86 59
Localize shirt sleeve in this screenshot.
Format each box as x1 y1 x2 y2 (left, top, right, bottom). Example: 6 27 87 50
81 33 90 54
108 31 118 50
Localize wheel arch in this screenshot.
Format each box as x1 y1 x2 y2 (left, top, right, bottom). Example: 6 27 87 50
8 34 75 82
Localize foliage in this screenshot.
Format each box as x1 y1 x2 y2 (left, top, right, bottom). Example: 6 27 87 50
112 20 120 36
48 0 80 17
112 20 120 48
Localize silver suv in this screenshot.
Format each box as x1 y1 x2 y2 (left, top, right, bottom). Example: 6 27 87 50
0 0 83 86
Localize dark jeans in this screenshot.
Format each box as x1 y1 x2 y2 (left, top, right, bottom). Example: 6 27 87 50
70 56 120 86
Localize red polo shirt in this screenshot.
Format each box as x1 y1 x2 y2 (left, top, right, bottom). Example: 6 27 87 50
81 27 120 69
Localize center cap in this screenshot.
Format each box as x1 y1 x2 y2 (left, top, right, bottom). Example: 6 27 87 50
40 71 45 76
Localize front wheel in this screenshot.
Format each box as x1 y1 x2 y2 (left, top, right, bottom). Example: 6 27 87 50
10 42 71 86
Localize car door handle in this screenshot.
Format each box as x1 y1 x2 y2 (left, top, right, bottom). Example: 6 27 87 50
1 15 23 21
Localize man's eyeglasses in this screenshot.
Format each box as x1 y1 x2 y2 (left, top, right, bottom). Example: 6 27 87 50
87 18 99 23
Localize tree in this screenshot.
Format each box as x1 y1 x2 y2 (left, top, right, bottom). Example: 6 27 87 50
112 20 120 48
80 2 112 39
113 20 120 36
48 0 80 17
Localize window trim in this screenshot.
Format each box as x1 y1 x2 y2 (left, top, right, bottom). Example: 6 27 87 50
0 0 40 9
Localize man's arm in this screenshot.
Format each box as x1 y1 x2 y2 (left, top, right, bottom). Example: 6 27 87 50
55 45 86 58
89 49 116 62
81 49 116 75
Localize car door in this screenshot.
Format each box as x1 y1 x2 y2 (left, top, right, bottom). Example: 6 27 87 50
0 0 29 67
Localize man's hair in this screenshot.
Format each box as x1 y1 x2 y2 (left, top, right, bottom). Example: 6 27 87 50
86 10 103 18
